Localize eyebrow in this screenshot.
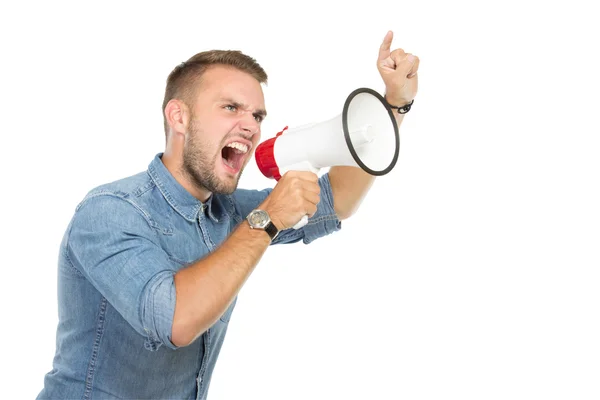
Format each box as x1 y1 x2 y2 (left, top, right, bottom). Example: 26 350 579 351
221 97 267 119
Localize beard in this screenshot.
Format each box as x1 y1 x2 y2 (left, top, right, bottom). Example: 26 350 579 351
182 116 244 195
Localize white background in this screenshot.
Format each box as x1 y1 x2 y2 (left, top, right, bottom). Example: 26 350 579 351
1 1 599 399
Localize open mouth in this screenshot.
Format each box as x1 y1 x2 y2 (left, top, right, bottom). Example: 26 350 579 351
221 141 250 174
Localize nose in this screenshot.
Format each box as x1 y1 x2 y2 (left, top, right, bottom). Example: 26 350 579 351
240 112 260 136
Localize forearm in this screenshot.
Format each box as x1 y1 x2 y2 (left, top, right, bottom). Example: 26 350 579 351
328 167 375 220
172 221 270 346
329 109 405 219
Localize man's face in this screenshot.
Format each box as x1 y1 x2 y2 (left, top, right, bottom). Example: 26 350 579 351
182 65 266 195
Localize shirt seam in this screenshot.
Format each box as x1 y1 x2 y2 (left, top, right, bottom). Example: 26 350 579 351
77 191 172 235
83 297 108 400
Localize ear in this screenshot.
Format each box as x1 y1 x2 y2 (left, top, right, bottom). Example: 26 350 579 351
164 99 190 138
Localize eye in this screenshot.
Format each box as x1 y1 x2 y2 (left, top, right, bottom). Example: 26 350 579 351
254 114 264 123
224 104 237 112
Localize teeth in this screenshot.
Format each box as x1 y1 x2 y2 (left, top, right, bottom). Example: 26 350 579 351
226 142 249 154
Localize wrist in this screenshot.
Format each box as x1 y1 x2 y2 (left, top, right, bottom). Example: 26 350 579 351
258 202 284 231
246 209 280 241
243 220 275 244
383 91 411 106
384 96 414 114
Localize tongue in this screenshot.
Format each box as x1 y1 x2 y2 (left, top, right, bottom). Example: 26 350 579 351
223 158 235 169
223 147 243 171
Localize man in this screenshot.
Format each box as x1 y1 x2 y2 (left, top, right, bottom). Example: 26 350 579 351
37 31 419 399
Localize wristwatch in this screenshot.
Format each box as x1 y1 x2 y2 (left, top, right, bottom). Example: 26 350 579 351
246 209 279 241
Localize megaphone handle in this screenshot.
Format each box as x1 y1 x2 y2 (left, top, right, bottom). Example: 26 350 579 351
292 215 309 230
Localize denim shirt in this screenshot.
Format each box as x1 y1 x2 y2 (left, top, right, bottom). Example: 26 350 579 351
37 153 341 400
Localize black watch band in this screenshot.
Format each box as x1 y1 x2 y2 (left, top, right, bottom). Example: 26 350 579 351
264 222 278 241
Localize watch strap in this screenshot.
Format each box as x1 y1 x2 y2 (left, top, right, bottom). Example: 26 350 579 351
264 222 279 241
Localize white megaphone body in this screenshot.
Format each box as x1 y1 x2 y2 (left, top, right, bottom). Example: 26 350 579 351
255 87 400 229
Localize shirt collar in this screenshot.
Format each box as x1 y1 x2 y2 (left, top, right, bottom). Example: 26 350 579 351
147 153 223 223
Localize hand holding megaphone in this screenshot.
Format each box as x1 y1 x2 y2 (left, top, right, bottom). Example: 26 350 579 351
278 161 320 229
255 87 400 230
257 170 321 231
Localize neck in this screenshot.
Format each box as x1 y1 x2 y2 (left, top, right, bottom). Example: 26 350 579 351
161 150 212 203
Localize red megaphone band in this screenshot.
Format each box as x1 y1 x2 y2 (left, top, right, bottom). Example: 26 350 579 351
255 126 288 181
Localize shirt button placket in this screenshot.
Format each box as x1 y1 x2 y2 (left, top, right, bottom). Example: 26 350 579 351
197 206 215 250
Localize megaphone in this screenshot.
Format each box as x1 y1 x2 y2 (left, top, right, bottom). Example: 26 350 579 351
255 87 400 229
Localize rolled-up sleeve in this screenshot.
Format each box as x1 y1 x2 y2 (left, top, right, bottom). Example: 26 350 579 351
297 172 342 244
67 194 179 349
232 172 341 245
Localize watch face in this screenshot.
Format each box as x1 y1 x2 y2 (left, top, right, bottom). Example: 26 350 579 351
248 210 269 228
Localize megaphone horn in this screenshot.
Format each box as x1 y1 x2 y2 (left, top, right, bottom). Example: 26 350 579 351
255 87 400 228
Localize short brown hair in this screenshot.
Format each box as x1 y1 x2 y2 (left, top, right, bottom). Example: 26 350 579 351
162 50 268 136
